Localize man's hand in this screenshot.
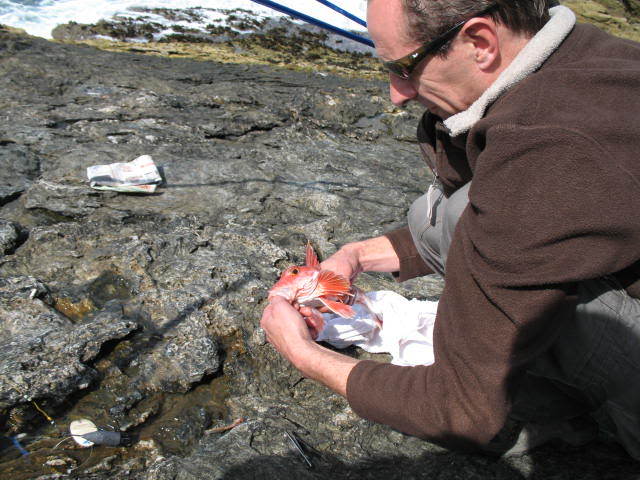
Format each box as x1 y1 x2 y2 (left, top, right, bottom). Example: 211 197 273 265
321 236 401 282
320 243 363 284
260 296 315 366
260 295 360 397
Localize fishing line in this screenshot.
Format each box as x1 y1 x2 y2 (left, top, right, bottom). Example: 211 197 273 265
313 0 366 27
52 436 76 450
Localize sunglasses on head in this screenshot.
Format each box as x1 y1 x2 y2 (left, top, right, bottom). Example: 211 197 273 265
382 3 499 79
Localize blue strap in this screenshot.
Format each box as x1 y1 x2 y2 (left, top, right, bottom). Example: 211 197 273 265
248 0 374 47
10 436 30 457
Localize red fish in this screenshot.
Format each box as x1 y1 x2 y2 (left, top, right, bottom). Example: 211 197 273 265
268 243 355 338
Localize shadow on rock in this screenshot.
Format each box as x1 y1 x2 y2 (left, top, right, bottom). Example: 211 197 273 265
144 417 640 480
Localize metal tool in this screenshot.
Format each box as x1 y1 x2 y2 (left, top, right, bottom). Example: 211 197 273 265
285 430 315 469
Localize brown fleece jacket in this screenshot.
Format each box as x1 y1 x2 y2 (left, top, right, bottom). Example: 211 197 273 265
346 24 640 449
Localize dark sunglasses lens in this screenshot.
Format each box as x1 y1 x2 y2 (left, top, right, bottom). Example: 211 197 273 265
383 61 410 79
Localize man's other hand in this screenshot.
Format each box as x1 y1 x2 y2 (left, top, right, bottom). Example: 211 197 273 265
261 295 314 366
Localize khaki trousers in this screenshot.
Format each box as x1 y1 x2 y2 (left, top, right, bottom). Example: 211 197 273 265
407 181 640 458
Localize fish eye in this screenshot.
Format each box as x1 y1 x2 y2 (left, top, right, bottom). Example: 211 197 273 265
290 268 299 275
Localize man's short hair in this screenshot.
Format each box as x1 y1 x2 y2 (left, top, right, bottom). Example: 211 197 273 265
402 0 553 56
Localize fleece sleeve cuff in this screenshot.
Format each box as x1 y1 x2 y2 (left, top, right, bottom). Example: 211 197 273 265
384 227 432 282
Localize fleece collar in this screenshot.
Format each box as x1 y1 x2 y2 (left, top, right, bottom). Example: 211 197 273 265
443 5 576 137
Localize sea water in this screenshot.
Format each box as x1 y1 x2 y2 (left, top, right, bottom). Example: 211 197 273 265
0 0 368 39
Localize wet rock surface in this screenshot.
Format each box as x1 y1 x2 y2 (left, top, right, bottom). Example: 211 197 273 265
0 25 638 480
0 276 138 410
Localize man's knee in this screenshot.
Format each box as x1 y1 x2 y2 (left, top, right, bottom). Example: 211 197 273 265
408 191 431 238
442 182 470 239
408 191 445 274
440 182 470 268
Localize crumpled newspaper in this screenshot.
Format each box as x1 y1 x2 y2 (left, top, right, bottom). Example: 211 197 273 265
316 290 438 366
86 155 162 193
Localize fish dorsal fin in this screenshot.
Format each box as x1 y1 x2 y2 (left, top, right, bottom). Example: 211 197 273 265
319 298 355 319
305 242 320 268
316 270 351 296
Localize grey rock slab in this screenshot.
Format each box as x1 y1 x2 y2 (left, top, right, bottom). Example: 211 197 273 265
131 285 222 394
0 218 20 254
0 277 137 408
0 276 59 336
0 142 40 204
24 179 102 218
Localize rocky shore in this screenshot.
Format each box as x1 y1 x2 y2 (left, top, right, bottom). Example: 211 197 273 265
1 3 640 478
49 7 384 80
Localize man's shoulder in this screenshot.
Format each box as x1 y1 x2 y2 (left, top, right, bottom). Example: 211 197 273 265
479 25 640 141
530 23 640 86
541 23 640 77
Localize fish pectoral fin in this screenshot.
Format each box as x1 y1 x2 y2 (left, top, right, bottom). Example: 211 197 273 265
316 270 351 296
319 298 355 319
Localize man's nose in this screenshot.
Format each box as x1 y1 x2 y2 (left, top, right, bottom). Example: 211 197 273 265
389 74 417 107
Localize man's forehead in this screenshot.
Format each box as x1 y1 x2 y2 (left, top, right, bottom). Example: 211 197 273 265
367 0 417 55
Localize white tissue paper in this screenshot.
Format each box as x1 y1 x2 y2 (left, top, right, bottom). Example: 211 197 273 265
316 290 438 366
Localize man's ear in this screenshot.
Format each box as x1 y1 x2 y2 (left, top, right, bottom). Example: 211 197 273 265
461 18 500 73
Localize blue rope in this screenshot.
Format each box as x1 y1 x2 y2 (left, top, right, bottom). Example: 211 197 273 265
313 0 367 27
248 0 374 47
10 436 29 457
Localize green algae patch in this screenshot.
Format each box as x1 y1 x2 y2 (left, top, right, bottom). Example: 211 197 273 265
52 296 96 322
0 25 28 36
564 0 640 42
56 37 386 80
50 271 132 322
